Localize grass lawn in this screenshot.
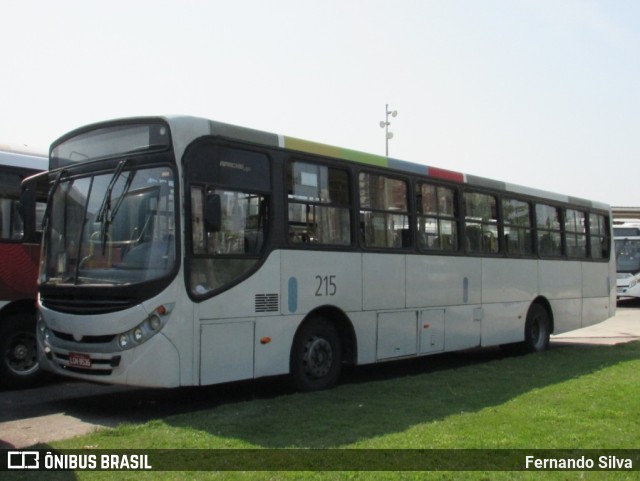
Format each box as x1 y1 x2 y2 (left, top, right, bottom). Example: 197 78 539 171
15 341 640 481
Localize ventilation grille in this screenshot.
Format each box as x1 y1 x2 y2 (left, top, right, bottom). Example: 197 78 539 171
41 296 137 314
255 293 279 313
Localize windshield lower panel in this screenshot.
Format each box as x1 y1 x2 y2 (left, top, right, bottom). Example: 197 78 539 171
42 165 177 286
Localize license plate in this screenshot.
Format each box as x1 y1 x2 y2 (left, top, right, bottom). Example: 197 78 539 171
68 352 91 368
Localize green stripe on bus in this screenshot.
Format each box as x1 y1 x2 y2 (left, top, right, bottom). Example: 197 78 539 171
283 137 388 167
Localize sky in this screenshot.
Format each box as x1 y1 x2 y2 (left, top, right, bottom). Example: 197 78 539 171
1 0 639 206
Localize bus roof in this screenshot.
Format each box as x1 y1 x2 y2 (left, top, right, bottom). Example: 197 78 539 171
0 147 47 171
184 116 611 211
54 115 613 212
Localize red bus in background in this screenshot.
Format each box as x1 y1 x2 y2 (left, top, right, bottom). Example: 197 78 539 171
0 146 47 388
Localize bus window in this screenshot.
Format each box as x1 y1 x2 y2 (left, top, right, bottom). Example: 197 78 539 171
0 172 24 240
536 204 562 257
464 192 498 254
565 209 587 258
502 198 533 256
189 186 268 296
416 183 458 251
359 173 410 249
589 213 609 259
287 161 351 246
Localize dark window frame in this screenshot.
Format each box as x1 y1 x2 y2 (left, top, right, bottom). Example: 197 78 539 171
358 171 412 250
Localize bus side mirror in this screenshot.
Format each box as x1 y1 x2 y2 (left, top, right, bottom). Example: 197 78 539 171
204 193 221 232
19 182 35 226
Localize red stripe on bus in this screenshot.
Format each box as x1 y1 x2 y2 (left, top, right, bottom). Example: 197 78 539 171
427 166 465 183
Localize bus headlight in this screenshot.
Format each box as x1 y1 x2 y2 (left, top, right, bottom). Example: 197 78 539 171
37 317 52 354
37 318 47 337
133 327 143 342
149 314 162 331
116 304 173 351
118 334 129 349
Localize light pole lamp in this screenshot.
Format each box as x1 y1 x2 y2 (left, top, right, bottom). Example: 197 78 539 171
379 104 398 156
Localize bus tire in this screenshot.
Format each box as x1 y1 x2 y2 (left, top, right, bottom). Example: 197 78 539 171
523 303 551 353
290 317 342 392
501 303 551 356
0 311 42 390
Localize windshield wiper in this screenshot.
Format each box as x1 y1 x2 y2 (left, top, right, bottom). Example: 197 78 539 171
109 170 136 225
95 159 128 253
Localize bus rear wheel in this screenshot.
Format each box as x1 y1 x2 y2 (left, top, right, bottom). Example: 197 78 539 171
523 303 551 353
501 303 551 356
290 317 342 392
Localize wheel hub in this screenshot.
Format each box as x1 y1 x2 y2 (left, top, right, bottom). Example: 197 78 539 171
12 344 28 361
7 334 38 373
302 336 333 378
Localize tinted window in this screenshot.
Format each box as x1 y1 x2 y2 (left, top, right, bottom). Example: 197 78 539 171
464 192 498 254
287 161 351 246
359 173 410 249
417 183 458 251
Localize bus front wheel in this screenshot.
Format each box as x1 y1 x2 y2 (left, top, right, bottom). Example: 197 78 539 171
0 311 42 389
290 317 342 392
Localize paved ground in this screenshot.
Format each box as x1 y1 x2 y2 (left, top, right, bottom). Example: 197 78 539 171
552 303 640 345
1 303 639 449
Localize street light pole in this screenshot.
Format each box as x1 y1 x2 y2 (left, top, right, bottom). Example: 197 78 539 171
379 104 398 156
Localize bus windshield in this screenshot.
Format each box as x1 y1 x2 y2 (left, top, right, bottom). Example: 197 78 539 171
41 165 176 286
615 238 640 274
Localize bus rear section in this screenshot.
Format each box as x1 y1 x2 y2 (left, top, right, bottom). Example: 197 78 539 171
0 148 47 389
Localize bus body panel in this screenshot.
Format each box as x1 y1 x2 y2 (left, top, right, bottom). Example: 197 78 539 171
442 304 482 351
254 314 303 378
0 243 39 301
538 261 582 300
280 251 362 314
549 298 583 334
481 258 538 304
582 261 612 299
375 311 417 360
200 320 255 385
582 297 613 327
39 276 190 386
405 255 482 307
124 334 180 387
363 254 405 310
419 309 445 353
41 302 150 337
39 253 616 387
481 301 530 346
40 331 181 388
581 260 616 328
349 311 377 365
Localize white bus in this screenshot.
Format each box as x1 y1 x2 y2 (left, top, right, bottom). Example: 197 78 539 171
0 147 48 388
36 117 615 390
613 220 640 299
